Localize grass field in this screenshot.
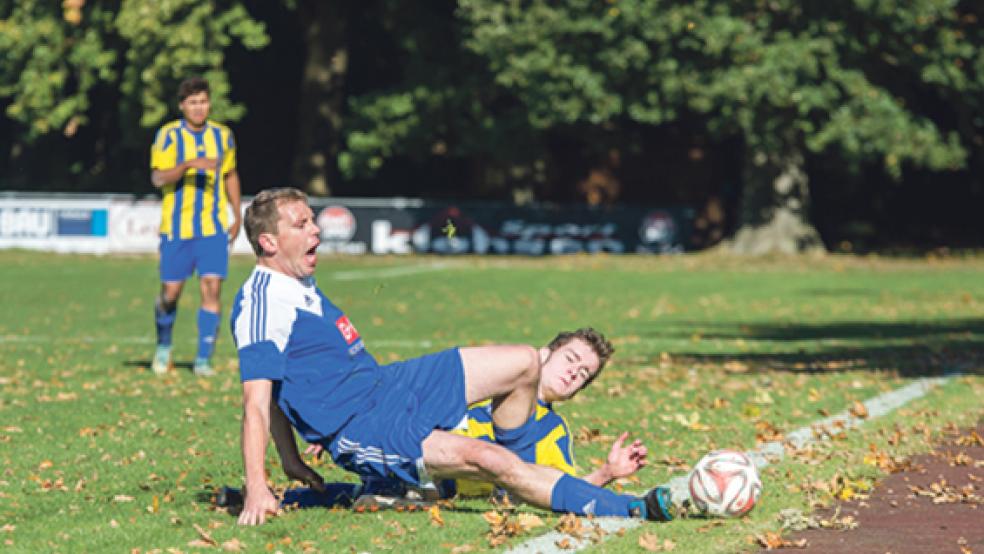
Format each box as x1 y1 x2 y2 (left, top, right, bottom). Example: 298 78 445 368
0 251 982 553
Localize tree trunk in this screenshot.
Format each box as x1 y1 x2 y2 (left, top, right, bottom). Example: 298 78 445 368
291 1 347 196
724 145 826 255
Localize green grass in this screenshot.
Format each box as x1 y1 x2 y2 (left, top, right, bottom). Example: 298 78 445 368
0 251 982 552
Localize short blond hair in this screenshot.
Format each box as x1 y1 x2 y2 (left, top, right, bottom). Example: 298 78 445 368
244 188 309 256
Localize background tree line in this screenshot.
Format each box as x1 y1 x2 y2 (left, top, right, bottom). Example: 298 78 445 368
1 0 982 252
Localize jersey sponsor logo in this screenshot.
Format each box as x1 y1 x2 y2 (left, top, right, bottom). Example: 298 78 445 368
347 341 365 357
335 315 360 344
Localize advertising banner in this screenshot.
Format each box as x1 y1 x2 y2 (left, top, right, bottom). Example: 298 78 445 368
0 197 112 253
308 199 694 255
0 194 694 255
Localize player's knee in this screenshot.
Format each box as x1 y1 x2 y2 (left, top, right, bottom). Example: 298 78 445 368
468 441 523 483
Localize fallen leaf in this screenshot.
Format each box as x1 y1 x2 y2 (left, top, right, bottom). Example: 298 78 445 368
515 513 544 531
429 504 445 527
221 538 245 551
639 532 663 552
192 523 218 547
849 401 868 419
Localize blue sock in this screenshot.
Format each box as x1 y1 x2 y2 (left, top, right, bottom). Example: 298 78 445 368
155 300 177 347
196 308 220 361
550 474 635 517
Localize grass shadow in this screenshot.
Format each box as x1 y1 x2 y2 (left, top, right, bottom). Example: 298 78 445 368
642 318 984 377
123 359 194 372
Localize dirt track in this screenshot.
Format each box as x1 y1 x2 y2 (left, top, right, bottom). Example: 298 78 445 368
778 423 984 553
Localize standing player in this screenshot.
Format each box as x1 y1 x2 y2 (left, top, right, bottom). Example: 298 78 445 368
231 188 675 526
150 76 242 376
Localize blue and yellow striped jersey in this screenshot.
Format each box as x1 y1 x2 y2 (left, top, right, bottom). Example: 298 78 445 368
454 399 576 497
150 119 237 240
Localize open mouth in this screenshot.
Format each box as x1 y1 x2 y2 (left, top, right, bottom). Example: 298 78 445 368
304 243 319 265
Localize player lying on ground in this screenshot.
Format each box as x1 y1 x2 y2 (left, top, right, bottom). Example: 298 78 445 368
232 188 676 526
300 328 647 503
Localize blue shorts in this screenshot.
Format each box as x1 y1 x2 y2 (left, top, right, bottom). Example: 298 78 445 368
327 348 467 486
159 234 229 282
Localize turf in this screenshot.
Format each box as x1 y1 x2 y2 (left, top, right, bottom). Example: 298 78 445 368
0 251 981 552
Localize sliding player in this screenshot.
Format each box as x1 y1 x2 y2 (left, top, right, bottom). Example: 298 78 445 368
231 188 675 526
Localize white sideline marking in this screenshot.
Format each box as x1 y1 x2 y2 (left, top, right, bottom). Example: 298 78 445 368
0 334 155 345
505 373 957 554
0 334 437 349
331 262 454 281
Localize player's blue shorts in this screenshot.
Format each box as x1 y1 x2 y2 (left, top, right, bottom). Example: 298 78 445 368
326 348 467 486
159 233 229 282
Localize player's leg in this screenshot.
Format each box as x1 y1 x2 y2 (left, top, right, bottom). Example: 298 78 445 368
421 430 674 520
192 234 229 376
459 345 540 429
194 276 221 376
154 237 193 374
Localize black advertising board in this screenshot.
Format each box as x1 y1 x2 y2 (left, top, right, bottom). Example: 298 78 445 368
309 198 694 255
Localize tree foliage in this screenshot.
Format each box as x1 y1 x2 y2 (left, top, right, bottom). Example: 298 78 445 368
456 0 981 178
0 0 267 142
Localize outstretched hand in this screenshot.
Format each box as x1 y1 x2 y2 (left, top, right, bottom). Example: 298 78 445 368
303 443 324 458
237 485 280 526
603 431 648 480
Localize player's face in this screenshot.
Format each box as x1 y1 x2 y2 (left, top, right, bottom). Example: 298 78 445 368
269 200 321 279
179 91 210 129
539 338 601 402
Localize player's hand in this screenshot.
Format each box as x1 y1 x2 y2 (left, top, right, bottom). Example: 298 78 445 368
604 431 648 480
282 457 326 493
303 443 324 458
185 157 220 172
237 485 280 526
227 215 242 245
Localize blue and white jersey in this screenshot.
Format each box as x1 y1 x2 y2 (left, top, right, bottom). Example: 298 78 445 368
231 266 381 443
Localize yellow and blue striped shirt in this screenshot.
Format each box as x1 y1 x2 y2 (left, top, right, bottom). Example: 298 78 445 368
150 119 237 240
454 399 576 496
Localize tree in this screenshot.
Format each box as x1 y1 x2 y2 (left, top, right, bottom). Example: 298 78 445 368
336 0 551 200
454 0 980 253
0 0 267 188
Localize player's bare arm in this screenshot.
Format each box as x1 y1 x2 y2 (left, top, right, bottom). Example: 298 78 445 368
150 158 220 188
224 168 242 243
238 379 280 526
269 400 325 492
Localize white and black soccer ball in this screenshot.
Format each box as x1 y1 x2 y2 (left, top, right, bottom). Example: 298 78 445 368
688 449 762 517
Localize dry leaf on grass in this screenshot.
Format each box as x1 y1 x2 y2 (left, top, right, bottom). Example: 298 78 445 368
429 504 445 527
639 532 662 552
755 531 808 550
191 523 217 547
849 401 868 419
221 538 245 551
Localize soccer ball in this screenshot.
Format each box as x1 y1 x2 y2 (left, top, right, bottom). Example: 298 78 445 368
688 449 762 517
